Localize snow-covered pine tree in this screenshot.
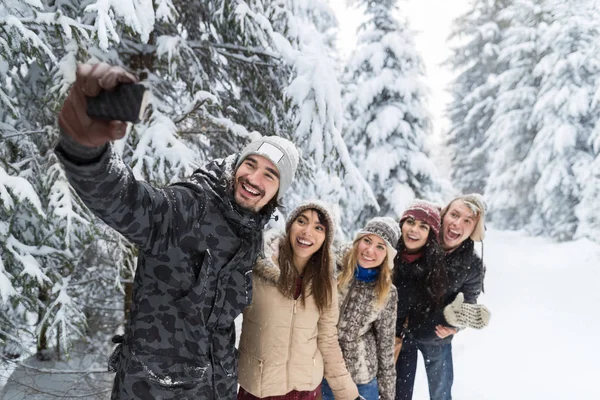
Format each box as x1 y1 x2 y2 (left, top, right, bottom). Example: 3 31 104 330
481 0 548 234
518 0 600 240
1 0 372 362
579 115 600 238
341 0 441 231
0 0 178 360
449 0 600 241
144 0 290 160
0 0 100 359
214 0 374 235
445 0 511 194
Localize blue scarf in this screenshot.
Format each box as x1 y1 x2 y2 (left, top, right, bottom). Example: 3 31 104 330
355 264 380 283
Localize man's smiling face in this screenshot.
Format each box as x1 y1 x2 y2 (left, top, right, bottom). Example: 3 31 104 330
233 155 280 212
442 200 478 251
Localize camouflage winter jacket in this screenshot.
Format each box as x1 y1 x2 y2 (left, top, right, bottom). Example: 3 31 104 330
335 247 398 400
56 138 271 400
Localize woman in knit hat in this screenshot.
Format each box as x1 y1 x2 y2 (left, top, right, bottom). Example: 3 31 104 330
237 201 360 400
321 217 400 400
393 200 450 400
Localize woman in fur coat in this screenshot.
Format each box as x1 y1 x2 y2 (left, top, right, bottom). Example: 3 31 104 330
237 201 359 400
321 217 400 400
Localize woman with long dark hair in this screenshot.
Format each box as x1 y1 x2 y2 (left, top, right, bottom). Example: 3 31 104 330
393 201 449 400
237 201 359 400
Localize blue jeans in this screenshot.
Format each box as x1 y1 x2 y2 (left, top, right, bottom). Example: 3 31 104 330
322 376 379 400
395 340 453 400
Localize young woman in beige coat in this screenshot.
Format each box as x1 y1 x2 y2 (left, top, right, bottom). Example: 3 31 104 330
237 201 360 400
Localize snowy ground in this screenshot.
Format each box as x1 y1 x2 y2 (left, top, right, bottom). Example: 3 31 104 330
2 229 599 399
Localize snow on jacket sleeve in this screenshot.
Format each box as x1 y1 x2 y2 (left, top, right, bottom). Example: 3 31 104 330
373 286 397 400
55 136 205 253
318 280 360 400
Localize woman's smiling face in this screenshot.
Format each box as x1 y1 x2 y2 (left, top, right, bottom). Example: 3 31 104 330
401 217 431 252
356 234 387 269
289 209 327 260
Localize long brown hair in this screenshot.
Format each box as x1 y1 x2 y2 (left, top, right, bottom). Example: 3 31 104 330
338 237 393 307
276 209 333 313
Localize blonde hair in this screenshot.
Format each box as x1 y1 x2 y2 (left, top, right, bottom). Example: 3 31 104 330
338 237 393 307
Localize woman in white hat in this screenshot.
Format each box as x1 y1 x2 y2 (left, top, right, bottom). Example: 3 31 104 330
321 217 400 400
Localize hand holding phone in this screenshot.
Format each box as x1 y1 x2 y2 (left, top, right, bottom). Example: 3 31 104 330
86 83 149 123
58 63 140 148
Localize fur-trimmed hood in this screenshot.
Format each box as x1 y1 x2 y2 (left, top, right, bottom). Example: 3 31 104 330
253 232 284 285
255 226 339 284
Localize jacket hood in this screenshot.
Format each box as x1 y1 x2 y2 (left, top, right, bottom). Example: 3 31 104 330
254 230 337 285
253 233 284 285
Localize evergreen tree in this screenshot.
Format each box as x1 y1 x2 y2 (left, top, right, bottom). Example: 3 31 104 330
518 0 600 240
445 0 511 194
341 0 441 230
0 0 176 360
0 0 371 362
479 0 545 232
447 0 600 241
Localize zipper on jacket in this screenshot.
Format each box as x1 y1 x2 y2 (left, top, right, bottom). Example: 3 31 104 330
287 299 298 384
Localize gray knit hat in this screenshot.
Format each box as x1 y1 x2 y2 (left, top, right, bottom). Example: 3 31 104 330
441 194 487 242
286 200 336 250
354 217 401 266
235 136 300 200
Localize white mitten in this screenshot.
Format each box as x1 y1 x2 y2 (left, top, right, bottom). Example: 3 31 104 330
443 293 491 329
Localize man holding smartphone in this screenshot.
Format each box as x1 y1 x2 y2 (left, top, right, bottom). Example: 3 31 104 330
56 63 300 399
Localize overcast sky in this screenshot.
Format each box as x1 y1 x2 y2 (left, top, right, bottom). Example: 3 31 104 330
329 0 471 142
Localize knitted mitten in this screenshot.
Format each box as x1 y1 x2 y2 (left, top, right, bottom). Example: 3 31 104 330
443 293 491 329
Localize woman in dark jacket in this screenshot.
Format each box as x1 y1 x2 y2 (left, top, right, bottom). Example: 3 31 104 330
393 201 449 400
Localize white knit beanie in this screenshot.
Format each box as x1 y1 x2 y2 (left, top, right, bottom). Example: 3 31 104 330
235 136 300 200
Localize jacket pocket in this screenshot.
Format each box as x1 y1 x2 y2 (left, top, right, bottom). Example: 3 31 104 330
238 348 263 394
174 251 213 317
127 352 210 390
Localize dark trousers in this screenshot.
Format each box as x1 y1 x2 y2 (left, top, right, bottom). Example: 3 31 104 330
395 339 453 400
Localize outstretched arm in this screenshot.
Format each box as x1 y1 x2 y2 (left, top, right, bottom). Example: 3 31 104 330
56 138 204 252
56 63 204 252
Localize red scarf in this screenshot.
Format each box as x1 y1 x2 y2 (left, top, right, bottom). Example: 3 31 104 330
401 250 423 263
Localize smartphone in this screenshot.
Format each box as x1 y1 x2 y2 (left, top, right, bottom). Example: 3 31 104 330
86 83 149 123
